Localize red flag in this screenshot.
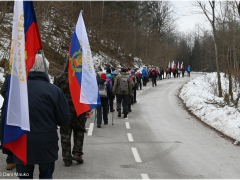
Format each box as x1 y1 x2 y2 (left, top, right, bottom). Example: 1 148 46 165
3 1 42 165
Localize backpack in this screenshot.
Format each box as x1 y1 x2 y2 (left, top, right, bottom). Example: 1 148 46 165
98 82 107 97
119 77 128 92
152 70 156 76
106 78 113 88
142 68 148 77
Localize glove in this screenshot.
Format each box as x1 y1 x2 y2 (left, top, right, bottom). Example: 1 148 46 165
85 110 92 118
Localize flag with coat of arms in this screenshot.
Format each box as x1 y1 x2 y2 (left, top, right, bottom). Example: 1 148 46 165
68 11 101 116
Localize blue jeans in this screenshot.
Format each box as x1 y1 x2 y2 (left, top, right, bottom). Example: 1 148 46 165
16 161 55 179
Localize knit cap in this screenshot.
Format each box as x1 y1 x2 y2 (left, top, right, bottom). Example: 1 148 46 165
100 73 107 80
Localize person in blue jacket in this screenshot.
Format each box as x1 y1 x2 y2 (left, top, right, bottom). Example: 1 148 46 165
187 65 191 77
141 66 148 86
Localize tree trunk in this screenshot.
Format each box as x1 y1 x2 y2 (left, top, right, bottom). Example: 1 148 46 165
197 1 223 97
227 47 233 101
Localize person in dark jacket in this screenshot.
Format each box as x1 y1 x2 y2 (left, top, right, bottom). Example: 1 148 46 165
112 68 131 119
54 66 92 167
181 66 185 77
135 70 142 90
151 67 158 87
131 69 137 104
96 73 113 128
106 73 115 113
12 54 70 179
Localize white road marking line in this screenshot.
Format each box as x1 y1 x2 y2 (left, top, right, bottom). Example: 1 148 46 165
126 122 130 129
127 133 134 142
141 174 150 179
131 147 142 162
87 123 94 136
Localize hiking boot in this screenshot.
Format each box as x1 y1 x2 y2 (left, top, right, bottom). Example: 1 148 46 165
118 110 121 117
72 154 84 164
64 161 72 167
6 163 16 170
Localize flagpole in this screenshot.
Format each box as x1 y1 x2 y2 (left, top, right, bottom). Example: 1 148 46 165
64 51 69 72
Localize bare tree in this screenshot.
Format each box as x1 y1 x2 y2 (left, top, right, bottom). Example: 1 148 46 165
197 1 223 97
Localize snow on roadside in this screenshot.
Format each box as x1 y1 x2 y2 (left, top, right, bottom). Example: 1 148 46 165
180 72 240 142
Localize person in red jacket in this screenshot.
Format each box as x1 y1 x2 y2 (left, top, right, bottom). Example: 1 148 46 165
151 67 158 87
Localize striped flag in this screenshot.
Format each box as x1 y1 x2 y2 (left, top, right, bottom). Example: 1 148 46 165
3 1 42 165
68 11 101 116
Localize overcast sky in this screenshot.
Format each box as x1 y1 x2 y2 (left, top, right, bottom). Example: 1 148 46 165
172 1 211 33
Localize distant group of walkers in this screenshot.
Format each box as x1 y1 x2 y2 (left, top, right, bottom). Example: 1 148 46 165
130 64 192 88
95 64 192 125
95 64 192 126
96 67 137 125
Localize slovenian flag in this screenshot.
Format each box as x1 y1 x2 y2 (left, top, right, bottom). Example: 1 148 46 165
3 1 42 165
68 11 101 116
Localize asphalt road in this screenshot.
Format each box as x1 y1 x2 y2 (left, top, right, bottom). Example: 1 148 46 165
1 72 240 179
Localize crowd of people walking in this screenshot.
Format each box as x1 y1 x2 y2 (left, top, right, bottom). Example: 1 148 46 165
95 64 191 123
0 59 191 178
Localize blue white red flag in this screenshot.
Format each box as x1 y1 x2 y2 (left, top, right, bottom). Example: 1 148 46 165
68 11 101 116
3 1 42 165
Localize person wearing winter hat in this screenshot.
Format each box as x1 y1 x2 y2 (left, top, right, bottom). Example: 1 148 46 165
106 67 115 87
100 73 107 80
106 68 111 74
121 67 127 73
112 67 131 119
106 74 115 112
97 73 113 127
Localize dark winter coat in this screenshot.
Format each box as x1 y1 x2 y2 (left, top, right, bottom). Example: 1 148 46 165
54 72 87 133
0 75 13 155
54 72 76 117
14 72 70 164
151 70 158 78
